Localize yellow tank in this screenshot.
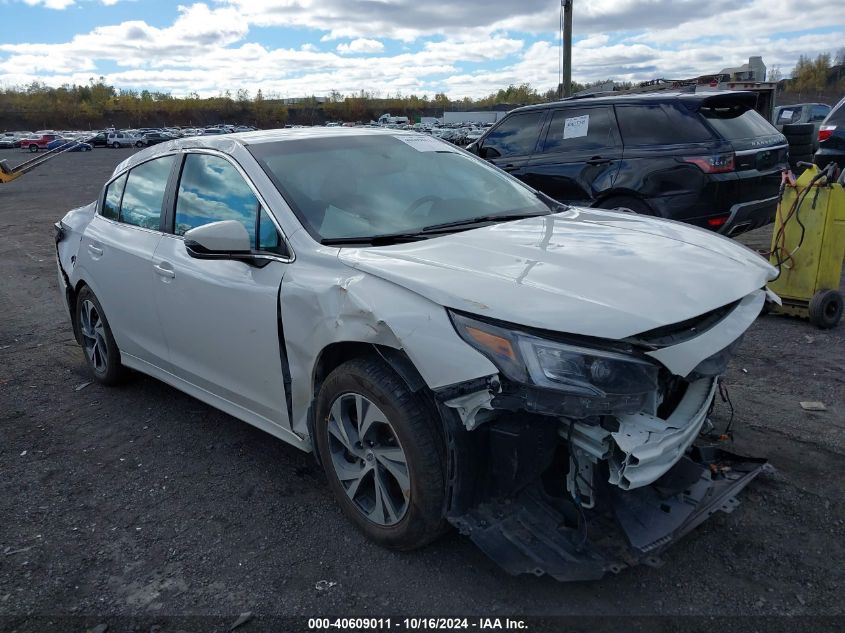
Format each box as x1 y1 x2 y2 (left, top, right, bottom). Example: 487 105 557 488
768 165 845 328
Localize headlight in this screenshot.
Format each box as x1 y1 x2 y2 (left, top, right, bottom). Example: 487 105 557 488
450 311 659 414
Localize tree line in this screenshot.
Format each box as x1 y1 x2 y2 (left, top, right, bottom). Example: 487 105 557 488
2 47 842 131
0 78 619 130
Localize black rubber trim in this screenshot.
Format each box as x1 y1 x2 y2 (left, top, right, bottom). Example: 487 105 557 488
276 282 294 424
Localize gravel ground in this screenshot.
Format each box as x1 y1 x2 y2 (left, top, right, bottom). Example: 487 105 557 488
0 148 843 630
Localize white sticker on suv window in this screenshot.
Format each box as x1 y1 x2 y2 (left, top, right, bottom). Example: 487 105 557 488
395 135 455 152
563 115 590 139
779 109 794 121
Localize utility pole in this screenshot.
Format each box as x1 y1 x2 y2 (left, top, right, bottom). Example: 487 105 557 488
562 0 573 98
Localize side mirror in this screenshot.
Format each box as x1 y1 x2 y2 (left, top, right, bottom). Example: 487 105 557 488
184 220 252 260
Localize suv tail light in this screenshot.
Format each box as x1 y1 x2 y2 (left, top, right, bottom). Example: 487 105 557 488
682 153 735 173
819 125 837 142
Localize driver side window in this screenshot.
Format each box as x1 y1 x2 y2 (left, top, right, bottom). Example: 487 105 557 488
175 153 286 256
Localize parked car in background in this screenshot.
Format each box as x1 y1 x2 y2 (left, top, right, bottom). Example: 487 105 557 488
468 91 787 236
55 128 776 582
19 132 62 152
814 95 845 170
63 140 93 152
773 103 830 144
143 131 175 146
107 131 147 148
85 132 109 147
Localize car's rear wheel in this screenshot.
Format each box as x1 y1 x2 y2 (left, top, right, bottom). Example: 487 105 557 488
112 142 120 149
29 144 38 152
135 141 144 148
314 357 447 550
596 195 655 216
75 286 126 385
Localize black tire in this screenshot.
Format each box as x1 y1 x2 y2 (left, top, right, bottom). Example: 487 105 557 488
808 289 843 329
29 144 38 152
314 357 447 550
112 142 120 149
135 141 144 148
789 143 814 155
75 286 127 385
596 195 655 215
783 123 814 136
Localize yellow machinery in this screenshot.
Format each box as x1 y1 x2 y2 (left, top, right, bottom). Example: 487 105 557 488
768 164 845 328
1 136 96 184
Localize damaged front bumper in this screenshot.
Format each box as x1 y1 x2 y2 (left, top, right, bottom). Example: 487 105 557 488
438 377 769 582
449 443 767 581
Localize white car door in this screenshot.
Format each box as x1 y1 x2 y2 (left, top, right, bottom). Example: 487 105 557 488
78 155 177 366
151 151 293 430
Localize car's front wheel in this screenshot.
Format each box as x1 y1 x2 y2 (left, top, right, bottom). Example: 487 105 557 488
111 142 120 149
315 357 447 550
75 286 126 385
135 141 144 148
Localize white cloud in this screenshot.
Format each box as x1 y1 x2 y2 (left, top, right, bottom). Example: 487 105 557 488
336 38 384 54
19 0 75 8
1 0 843 99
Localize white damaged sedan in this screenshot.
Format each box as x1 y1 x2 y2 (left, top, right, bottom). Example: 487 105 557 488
55 128 777 580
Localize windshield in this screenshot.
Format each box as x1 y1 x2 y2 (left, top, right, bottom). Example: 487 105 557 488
701 106 778 140
249 134 552 243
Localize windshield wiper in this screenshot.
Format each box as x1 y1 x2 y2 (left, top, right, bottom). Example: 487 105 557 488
421 211 551 232
320 233 430 246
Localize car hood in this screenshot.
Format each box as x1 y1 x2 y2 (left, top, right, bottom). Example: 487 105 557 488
338 208 775 340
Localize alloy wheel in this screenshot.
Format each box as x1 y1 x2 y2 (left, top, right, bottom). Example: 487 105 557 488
79 299 108 374
326 393 410 526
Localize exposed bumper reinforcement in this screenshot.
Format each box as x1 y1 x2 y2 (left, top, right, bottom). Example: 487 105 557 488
448 446 769 582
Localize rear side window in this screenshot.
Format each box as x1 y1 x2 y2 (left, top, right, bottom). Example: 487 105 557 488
776 107 802 124
810 105 830 122
616 104 712 145
542 106 618 153
701 106 777 140
481 111 544 158
825 97 845 125
101 173 127 220
119 155 176 230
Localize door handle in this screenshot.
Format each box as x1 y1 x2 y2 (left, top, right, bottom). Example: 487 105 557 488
586 157 613 166
87 244 103 257
501 164 518 172
153 262 175 279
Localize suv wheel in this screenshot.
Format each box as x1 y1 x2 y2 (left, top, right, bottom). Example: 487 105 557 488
29 144 38 152
111 142 120 149
597 196 654 215
314 357 447 550
135 141 144 148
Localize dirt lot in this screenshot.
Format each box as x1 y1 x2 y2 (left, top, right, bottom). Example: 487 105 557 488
1 147 843 629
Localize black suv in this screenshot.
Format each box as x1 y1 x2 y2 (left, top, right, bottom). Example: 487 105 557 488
468 91 787 235
815 95 845 170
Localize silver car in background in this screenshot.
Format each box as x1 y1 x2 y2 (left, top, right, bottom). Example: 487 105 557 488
55 128 776 580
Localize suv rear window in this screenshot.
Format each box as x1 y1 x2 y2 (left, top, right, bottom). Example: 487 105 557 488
616 104 712 145
701 106 776 140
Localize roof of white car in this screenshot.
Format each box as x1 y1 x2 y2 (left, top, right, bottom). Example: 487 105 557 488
115 126 413 174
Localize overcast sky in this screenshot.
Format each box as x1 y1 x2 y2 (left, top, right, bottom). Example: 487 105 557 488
2 0 843 98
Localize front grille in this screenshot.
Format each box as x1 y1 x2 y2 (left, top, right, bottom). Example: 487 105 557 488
628 300 740 348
